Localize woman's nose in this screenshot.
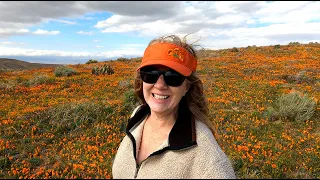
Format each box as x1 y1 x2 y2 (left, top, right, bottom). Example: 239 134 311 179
154 75 168 89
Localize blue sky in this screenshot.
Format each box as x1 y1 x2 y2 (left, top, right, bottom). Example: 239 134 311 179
0 1 319 64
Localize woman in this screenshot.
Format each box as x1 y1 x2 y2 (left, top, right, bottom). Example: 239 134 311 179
112 35 236 179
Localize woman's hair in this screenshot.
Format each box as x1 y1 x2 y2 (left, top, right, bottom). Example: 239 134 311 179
134 34 219 139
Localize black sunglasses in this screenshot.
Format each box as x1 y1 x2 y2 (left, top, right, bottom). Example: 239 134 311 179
140 66 186 87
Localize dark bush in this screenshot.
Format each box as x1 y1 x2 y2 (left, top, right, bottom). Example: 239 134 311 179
54 66 78 77
92 64 114 75
86 59 98 64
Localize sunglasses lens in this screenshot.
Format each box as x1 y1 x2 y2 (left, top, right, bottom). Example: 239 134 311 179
164 71 186 87
140 67 186 87
140 70 160 84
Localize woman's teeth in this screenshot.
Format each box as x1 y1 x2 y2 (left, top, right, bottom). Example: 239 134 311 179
153 93 169 100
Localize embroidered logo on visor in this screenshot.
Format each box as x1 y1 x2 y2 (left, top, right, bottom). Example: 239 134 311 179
168 48 184 62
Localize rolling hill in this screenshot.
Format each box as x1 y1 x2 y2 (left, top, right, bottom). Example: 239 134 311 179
0 58 61 70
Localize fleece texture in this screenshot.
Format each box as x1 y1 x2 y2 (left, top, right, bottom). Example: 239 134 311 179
112 105 236 179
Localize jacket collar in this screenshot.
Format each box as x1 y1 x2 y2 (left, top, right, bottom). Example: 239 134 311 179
126 100 197 151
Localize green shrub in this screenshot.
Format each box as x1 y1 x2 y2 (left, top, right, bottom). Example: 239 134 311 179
274 44 281 49
0 156 11 170
267 91 316 121
117 57 129 62
288 42 300 46
29 157 42 168
281 71 315 84
34 101 114 135
86 59 98 64
25 73 56 86
0 79 16 89
54 66 78 77
231 47 239 52
15 76 27 84
92 64 114 75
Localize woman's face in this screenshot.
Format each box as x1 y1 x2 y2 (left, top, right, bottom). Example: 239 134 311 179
142 65 189 116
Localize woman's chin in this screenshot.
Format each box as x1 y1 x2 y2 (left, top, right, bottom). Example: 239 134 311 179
149 104 170 114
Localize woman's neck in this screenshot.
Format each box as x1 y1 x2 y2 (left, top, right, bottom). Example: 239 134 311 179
147 109 178 130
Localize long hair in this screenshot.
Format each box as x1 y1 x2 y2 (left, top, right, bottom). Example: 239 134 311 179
133 34 218 140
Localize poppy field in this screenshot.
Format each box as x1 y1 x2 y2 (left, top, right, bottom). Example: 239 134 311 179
0 43 319 178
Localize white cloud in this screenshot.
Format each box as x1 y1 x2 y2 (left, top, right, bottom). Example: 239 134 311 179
0 41 25 45
0 28 30 37
33 29 60 35
0 41 13 45
2 1 320 41
17 29 30 33
93 39 101 42
95 45 104 48
77 31 94 35
51 19 77 25
198 21 320 49
95 15 123 28
0 28 61 36
92 1 320 39
0 1 181 30
101 24 141 33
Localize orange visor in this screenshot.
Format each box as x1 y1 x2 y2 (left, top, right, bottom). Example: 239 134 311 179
137 42 197 76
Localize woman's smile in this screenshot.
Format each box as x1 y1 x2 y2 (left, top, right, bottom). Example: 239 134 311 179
152 93 170 100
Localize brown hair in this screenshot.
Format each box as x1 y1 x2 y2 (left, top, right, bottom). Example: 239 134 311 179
134 34 218 140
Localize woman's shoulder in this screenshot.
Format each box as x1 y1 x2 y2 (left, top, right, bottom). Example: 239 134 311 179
193 120 236 178
195 120 216 143
194 120 227 159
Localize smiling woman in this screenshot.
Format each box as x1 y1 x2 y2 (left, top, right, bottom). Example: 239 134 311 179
111 34 236 179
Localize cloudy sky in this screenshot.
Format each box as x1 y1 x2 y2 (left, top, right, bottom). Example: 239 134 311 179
0 1 319 64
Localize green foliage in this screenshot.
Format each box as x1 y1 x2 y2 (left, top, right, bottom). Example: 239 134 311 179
29 157 42 168
122 89 139 114
24 73 56 86
267 91 316 121
0 79 16 89
0 156 11 170
288 42 300 46
281 71 316 84
231 47 240 52
274 44 281 49
86 59 98 64
0 74 56 89
0 69 18 73
117 57 129 62
54 66 78 77
92 64 114 75
131 57 142 62
34 101 114 135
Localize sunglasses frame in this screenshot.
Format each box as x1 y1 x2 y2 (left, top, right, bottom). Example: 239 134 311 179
139 67 186 87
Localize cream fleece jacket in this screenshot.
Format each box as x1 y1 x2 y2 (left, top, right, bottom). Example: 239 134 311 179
112 104 236 179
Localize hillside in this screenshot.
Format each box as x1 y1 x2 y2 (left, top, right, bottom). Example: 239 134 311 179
0 58 61 70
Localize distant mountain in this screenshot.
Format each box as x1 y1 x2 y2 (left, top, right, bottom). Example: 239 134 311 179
0 58 61 70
